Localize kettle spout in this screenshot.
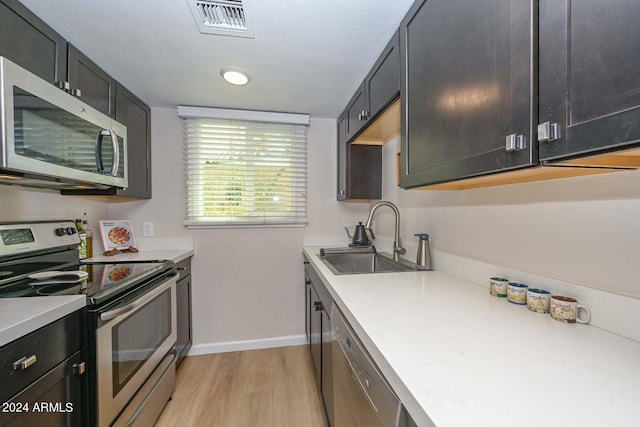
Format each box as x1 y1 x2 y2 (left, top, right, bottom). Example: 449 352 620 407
344 226 353 239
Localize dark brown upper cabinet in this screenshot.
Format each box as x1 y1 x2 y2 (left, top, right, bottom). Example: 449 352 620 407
0 0 67 85
67 44 116 118
114 83 152 199
0 1 115 118
337 112 382 201
3 0 153 199
399 0 536 189
538 0 640 165
345 30 401 143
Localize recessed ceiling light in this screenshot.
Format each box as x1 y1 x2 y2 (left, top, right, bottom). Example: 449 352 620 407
220 67 251 86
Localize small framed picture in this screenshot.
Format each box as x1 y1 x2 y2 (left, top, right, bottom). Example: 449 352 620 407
99 220 137 250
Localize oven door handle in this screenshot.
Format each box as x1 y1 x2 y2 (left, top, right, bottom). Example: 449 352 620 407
99 276 176 322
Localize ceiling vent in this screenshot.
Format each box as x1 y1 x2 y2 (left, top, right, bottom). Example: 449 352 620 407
188 0 255 39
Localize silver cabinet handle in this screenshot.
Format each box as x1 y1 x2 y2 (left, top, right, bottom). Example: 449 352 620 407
506 133 526 152
13 355 37 370
71 88 82 98
537 122 560 142
72 362 86 375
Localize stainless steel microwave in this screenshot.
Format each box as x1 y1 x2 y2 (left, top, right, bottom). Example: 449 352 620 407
0 56 127 190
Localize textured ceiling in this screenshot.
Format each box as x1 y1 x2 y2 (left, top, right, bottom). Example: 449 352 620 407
19 0 415 118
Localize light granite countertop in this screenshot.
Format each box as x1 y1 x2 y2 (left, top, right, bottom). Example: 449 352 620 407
304 246 640 427
0 296 86 347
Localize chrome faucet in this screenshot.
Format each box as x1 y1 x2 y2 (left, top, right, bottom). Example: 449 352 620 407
365 201 406 262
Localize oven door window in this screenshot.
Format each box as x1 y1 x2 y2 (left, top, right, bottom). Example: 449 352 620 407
111 290 171 395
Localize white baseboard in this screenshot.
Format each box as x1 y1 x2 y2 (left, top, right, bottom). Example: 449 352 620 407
187 334 307 356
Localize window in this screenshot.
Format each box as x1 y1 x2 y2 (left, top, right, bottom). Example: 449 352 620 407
179 107 309 228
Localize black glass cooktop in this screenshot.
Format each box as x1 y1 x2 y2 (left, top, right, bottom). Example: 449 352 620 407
0 262 171 305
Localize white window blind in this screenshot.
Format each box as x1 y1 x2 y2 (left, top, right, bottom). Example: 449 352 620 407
180 107 309 228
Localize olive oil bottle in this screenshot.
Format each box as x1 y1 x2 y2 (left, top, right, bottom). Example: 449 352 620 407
75 219 87 259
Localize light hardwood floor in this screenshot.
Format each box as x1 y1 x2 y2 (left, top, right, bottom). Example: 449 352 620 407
155 345 327 427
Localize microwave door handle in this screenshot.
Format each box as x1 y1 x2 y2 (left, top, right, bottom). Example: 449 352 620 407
110 129 119 176
95 130 106 173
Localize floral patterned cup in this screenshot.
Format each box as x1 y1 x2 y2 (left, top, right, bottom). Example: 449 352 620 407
507 282 528 305
489 277 509 297
526 288 551 313
550 296 591 324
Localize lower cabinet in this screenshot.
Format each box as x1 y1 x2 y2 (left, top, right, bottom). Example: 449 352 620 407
0 310 87 427
175 258 193 367
304 258 334 427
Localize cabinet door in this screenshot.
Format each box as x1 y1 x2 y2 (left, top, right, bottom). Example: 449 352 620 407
67 44 116 117
366 29 400 120
115 83 152 199
337 113 348 200
0 352 84 427
309 285 321 390
176 273 192 366
0 0 67 85
400 0 535 188
347 144 382 200
337 112 382 201
539 0 640 161
345 82 367 141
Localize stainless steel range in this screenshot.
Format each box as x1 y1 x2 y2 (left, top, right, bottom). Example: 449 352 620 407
0 220 177 427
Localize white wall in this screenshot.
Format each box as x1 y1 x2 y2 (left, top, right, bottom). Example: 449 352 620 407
0 185 108 242
107 108 367 349
376 136 640 298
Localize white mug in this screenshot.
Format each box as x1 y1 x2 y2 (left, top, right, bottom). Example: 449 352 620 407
550 296 591 324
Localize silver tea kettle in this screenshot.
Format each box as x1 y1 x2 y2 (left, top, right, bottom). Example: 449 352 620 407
345 222 372 246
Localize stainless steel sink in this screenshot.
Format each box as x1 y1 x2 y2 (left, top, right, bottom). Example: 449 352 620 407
319 251 416 275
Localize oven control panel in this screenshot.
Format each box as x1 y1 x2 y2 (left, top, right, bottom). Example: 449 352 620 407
0 221 81 257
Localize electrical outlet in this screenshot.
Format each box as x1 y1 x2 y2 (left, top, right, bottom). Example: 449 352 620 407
143 222 154 237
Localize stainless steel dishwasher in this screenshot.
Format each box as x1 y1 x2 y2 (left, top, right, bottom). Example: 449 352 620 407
331 304 417 427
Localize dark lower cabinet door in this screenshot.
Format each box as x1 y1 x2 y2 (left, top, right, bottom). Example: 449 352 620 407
67 44 116 117
400 0 535 188
0 0 67 85
176 273 192 367
539 0 640 161
0 352 84 427
309 285 322 389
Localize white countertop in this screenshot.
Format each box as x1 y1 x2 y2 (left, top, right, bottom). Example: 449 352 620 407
85 249 194 264
0 296 86 347
304 246 640 427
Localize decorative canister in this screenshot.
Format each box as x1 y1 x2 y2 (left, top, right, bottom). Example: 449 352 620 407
507 282 528 305
489 277 509 297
